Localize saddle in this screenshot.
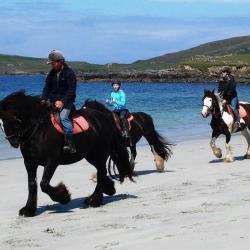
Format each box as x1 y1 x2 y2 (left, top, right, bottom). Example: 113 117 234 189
51 112 89 134
225 103 247 119
113 113 134 131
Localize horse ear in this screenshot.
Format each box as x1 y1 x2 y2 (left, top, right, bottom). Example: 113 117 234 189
212 89 215 94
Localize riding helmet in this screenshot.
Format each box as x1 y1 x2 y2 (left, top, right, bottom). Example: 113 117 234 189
111 79 121 86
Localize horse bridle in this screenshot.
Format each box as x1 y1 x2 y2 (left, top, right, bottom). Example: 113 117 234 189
203 100 222 118
0 116 40 146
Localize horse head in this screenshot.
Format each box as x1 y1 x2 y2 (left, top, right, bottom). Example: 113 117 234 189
201 89 220 118
0 91 47 148
83 99 112 114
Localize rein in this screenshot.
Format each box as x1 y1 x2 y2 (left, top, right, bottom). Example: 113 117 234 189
1 121 41 146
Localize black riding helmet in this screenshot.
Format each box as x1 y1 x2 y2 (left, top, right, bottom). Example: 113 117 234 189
221 66 231 74
111 79 121 86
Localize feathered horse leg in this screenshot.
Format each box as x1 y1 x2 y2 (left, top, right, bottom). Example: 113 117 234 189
210 136 222 158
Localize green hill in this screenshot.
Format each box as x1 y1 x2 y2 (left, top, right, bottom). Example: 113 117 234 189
1 35 250 74
0 54 106 74
130 35 250 70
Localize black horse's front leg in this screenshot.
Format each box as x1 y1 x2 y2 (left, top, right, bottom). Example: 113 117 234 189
19 161 38 217
40 163 71 204
85 167 115 208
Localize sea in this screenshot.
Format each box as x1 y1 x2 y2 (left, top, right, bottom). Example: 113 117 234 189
0 75 250 160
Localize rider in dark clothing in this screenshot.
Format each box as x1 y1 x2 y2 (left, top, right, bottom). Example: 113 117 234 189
42 50 77 153
218 66 241 130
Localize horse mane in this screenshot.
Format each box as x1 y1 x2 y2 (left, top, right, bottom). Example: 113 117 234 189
1 90 48 120
204 89 222 103
84 99 112 114
214 92 222 103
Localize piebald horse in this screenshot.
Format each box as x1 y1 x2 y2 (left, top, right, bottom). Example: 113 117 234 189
201 89 250 162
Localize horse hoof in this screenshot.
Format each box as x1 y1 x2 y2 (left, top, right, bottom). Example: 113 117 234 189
55 182 71 204
213 148 222 158
244 154 250 159
84 195 103 208
224 156 234 163
19 206 36 217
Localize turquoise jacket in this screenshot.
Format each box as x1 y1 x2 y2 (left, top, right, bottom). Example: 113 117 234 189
107 89 126 111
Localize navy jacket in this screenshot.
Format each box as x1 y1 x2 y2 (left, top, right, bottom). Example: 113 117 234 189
42 63 77 108
218 75 237 103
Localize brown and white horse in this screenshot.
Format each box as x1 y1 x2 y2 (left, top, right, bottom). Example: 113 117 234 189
201 90 250 162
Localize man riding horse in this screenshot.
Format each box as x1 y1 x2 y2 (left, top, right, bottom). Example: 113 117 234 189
218 66 241 131
41 50 76 153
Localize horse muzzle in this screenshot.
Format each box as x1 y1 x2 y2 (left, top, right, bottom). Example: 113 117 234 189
201 112 209 118
8 137 21 148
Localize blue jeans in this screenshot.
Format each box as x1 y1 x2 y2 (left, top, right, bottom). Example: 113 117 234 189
231 97 240 123
60 104 73 135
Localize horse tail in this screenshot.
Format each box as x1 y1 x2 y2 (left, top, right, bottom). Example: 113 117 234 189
109 129 134 183
151 129 173 160
135 112 173 160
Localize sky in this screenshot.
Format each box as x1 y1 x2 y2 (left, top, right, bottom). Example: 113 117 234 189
1 0 250 64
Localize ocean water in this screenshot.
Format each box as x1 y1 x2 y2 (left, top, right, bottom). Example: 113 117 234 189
0 75 250 159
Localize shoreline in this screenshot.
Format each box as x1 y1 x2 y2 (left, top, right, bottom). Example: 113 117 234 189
0 73 250 84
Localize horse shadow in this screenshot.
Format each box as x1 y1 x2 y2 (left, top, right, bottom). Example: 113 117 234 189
209 155 245 164
134 169 175 176
36 193 138 215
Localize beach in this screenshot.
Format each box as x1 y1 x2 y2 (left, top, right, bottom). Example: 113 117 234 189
0 134 250 250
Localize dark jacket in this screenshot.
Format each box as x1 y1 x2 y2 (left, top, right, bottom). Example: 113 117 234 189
42 63 77 108
218 75 237 103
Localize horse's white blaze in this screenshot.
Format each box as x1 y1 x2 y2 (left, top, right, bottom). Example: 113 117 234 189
202 97 212 116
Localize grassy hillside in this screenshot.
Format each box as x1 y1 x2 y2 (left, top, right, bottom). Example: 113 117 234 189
0 54 106 74
130 35 250 70
1 35 250 74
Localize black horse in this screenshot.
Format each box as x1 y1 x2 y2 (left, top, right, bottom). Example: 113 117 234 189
83 100 172 172
0 91 133 217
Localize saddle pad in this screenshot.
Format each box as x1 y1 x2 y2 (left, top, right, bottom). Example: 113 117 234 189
239 105 247 118
51 114 89 134
226 104 247 118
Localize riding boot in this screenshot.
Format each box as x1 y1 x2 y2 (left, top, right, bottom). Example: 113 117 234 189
63 135 77 153
121 119 129 138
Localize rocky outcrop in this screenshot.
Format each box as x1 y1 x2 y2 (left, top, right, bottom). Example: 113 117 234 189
78 66 250 83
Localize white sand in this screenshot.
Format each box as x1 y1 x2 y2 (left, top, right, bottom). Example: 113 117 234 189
1 135 250 250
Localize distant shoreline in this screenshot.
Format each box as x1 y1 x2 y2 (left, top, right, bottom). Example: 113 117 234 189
1 72 250 84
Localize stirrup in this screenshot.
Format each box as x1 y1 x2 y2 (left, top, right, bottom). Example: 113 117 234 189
122 130 130 138
63 136 76 153
233 121 241 132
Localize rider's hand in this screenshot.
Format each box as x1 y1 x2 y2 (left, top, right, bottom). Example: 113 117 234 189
41 99 46 105
222 99 227 106
112 98 117 103
55 100 64 109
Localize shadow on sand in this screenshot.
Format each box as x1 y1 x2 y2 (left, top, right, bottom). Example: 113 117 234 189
209 155 245 164
134 169 174 176
36 193 137 215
